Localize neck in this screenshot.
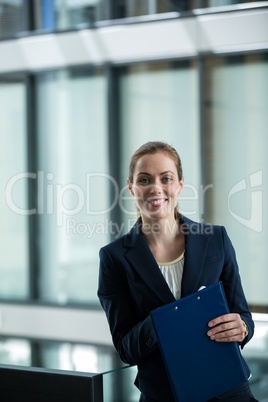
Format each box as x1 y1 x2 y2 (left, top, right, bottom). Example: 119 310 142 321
141 216 179 247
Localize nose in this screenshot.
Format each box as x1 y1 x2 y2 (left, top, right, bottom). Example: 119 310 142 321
149 180 162 194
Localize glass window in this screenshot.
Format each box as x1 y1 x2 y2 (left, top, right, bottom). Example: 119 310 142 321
54 0 106 30
36 0 193 30
0 0 28 38
202 0 266 7
119 61 201 229
35 341 114 373
103 365 140 402
36 68 109 303
0 338 31 366
23 0 107 31
115 0 191 18
0 78 29 299
204 54 268 306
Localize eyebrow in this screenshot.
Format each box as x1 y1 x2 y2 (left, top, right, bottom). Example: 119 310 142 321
137 171 175 176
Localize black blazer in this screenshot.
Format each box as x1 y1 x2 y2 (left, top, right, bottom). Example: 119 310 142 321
98 216 254 401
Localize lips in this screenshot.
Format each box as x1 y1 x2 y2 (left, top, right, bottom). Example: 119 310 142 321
147 198 167 207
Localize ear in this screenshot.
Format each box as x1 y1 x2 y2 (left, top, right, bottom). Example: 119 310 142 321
178 177 184 195
127 178 134 196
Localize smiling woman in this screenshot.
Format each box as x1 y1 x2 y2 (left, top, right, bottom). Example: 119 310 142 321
98 141 257 402
126 144 185 263
127 142 183 223
127 153 183 222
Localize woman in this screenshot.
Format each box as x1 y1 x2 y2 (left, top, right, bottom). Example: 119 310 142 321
98 141 257 401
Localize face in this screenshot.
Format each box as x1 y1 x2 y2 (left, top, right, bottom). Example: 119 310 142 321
127 152 184 223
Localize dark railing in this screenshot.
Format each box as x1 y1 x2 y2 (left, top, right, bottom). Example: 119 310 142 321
0 364 103 402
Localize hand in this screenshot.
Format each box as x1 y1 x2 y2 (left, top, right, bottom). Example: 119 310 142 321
207 313 245 343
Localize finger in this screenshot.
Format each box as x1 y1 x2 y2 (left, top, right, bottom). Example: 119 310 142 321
208 313 240 328
207 319 243 336
212 332 245 343
207 322 233 336
208 323 244 340
211 328 242 339
208 324 245 342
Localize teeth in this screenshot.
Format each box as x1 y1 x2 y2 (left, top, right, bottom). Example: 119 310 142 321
151 199 164 205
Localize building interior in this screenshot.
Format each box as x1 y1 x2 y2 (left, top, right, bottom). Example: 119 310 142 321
0 0 268 400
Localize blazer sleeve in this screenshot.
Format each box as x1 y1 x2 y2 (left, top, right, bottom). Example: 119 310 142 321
98 247 158 366
220 226 254 348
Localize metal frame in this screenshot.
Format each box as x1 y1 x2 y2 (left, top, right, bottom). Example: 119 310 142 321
107 66 122 238
26 74 39 300
197 56 207 222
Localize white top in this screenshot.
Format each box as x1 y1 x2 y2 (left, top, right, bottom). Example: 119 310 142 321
158 252 185 300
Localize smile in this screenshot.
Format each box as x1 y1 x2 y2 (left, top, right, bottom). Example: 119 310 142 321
147 198 167 207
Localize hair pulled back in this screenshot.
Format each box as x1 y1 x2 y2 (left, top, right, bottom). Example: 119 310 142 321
128 141 183 183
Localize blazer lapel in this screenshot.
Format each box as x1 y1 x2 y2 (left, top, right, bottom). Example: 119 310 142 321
181 217 209 298
124 223 175 305
123 218 210 302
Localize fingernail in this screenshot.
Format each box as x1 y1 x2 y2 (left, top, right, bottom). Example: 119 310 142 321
209 322 213 327
211 336 215 340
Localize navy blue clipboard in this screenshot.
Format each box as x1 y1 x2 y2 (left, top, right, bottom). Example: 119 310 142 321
150 282 248 402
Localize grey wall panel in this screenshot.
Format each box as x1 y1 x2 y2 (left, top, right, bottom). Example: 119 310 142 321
0 9 267 73
0 304 113 345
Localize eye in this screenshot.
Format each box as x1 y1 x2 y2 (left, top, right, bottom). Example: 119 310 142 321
139 178 150 184
162 177 172 183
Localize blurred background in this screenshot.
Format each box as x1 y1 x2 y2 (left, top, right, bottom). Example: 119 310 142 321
0 0 268 401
